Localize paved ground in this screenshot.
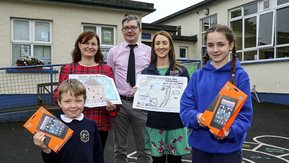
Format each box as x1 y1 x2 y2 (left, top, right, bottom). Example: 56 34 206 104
0 101 289 163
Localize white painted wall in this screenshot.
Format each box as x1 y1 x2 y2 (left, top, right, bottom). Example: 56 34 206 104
158 0 289 94
0 0 144 66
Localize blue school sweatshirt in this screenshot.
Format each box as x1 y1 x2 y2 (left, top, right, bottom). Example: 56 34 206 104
180 60 253 154
41 117 104 163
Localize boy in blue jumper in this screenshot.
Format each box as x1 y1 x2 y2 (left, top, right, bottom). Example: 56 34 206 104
33 79 104 163
180 24 253 163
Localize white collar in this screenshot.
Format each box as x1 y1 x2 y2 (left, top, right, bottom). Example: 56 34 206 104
60 113 84 123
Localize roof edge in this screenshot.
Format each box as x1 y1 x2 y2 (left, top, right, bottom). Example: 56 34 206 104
33 0 156 13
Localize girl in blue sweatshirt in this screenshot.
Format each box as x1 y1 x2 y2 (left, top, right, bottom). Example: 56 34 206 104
180 24 253 163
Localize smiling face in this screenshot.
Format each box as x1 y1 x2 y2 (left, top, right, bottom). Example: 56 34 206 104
78 36 98 59
58 91 85 119
206 31 234 68
154 34 170 59
122 20 141 44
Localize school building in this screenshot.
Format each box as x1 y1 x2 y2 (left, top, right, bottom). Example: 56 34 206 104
1 0 289 106
0 0 155 66
143 0 289 106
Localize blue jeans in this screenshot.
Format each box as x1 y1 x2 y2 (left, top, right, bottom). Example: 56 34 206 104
111 99 151 163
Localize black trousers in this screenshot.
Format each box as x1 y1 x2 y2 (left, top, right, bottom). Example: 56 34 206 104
191 147 242 163
152 155 182 163
98 130 108 150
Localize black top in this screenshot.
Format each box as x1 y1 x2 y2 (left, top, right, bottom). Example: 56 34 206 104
141 61 190 130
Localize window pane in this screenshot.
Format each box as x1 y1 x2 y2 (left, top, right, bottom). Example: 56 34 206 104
12 44 31 65
101 27 114 45
34 45 51 64
102 48 110 61
202 33 206 46
259 12 273 46
13 20 29 41
202 47 206 57
202 17 209 31
244 2 257 15
231 20 243 50
277 7 289 45
179 47 187 58
83 26 96 33
244 50 257 61
276 46 289 58
236 52 242 61
259 48 274 59
231 9 242 18
35 22 50 42
210 15 217 25
245 17 256 48
263 0 270 9
278 0 289 5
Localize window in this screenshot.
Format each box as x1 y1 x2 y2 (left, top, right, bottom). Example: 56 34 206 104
276 7 289 45
244 17 256 48
230 8 242 19
82 24 116 60
277 46 289 58
179 47 187 58
259 12 274 46
201 14 217 58
231 20 243 50
244 2 258 16
11 19 52 65
277 0 289 5
229 1 289 62
259 48 274 59
201 15 217 46
244 50 257 61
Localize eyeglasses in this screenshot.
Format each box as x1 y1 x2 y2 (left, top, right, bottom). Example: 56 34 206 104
122 26 138 32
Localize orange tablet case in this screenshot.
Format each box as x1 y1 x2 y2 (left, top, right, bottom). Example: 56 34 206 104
23 106 73 153
200 81 248 137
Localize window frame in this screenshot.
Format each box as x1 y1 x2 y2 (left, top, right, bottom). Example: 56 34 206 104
82 24 116 60
11 18 52 65
229 0 289 62
200 14 217 58
179 46 188 59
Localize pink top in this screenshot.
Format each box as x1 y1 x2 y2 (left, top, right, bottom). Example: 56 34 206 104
107 41 151 96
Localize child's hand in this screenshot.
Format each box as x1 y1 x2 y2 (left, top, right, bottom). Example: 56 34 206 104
197 113 206 127
33 132 51 153
210 128 229 140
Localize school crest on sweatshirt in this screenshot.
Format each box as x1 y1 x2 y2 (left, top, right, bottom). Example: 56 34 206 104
80 130 89 143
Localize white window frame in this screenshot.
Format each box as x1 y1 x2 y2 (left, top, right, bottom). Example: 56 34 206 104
229 0 289 62
11 18 52 65
200 14 217 60
82 24 116 60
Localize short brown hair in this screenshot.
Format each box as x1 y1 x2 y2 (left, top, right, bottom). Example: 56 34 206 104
122 15 140 28
58 79 86 102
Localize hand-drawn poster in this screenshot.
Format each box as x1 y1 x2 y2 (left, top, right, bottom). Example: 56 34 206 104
133 74 187 113
69 74 121 107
